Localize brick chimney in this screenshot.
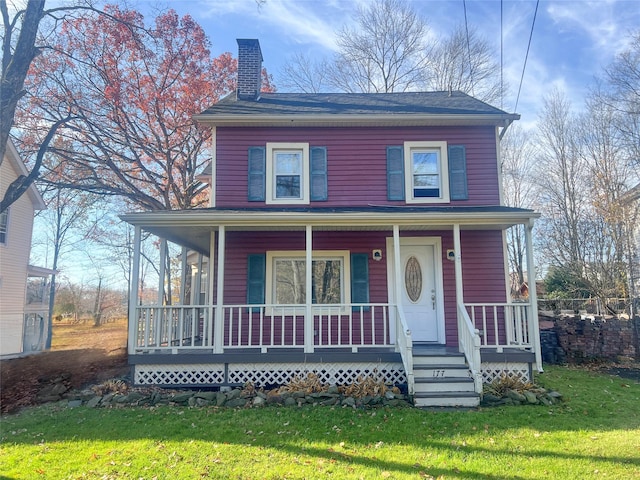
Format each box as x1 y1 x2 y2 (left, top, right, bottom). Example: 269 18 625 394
236 39 263 101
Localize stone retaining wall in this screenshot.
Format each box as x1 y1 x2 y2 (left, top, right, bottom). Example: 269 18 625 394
544 315 640 363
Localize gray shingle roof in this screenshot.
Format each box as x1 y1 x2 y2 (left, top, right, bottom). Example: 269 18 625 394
199 90 516 118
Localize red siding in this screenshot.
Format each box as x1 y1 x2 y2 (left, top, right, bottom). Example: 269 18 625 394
220 229 506 348
215 126 500 208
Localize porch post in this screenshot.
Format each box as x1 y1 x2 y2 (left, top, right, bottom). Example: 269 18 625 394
179 247 188 305
525 220 543 372
305 225 314 353
392 225 402 310
127 226 141 354
194 254 203 304
453 224 465 351
214 227 225 353
157 239 167 305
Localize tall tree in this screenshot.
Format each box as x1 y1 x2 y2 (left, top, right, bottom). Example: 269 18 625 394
500 125 539 295
279 0 501 102
326 0 431 93
19 6 242 211
426 25 503 104
0 0 147 213
535 89 589 273
604 30 640 172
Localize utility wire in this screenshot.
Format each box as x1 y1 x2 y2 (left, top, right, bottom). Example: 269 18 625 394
501 0 504 110
514 0 539 112
462 0 475 97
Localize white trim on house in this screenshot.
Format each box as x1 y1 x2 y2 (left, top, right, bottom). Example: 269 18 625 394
265 142 310 205
403 141 449 204
265 249 351 314
193 113 520 129
386 236 446 345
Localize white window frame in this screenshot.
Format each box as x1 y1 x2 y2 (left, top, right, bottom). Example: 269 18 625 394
265 250 351 314
404 141 449 204
0 208 9 245
266 142 310 205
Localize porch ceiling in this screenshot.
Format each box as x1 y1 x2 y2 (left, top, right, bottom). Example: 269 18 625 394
121 206 539 256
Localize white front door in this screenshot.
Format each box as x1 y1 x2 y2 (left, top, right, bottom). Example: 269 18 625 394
387 237 445 343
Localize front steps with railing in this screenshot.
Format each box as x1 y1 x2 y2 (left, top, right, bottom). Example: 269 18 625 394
412 344 480 408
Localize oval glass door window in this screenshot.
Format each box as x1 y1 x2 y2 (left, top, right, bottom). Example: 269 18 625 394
405 255 422 303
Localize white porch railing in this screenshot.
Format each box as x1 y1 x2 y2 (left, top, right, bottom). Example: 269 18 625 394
136 306 212 349
392 305 414 395
134 303 394 352
456 301 483 393
465 302 534 351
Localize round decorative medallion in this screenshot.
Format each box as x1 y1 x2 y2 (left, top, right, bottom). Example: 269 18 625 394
405 255 422 302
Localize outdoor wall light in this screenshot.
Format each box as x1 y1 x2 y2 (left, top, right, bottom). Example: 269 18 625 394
446 249 456 261
372 249 383 261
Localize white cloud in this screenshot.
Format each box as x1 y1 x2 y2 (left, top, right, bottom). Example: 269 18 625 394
199 0 343 51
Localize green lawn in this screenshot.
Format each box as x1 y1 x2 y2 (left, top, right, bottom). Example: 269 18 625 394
1 366 639 479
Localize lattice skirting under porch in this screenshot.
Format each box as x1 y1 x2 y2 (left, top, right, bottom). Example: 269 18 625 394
480 362 532 384
134 362 407 387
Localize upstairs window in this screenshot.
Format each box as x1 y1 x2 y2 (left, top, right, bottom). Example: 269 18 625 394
0 208 8 244
404 141 449 203
266 143 309 204
274 149 303 199
249 144 327 204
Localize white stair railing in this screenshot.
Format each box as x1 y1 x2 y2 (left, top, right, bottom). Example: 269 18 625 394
457 301 483 393
393 305 414 395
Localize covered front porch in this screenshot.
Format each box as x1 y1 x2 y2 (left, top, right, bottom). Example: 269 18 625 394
121 207 542 396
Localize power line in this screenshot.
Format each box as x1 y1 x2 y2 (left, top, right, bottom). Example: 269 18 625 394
514 0 540 113
462 0 475 97
501 0 504 110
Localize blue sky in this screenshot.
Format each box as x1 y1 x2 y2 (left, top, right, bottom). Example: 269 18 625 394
148 0 640 129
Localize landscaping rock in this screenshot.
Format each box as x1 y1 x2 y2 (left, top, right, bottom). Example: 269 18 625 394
253 396 266 407
507 390 527 403
195 391 216 401
523 391 539 404
284 397 296 407
67 400 83 408
226 398 248 408
86 396 102 408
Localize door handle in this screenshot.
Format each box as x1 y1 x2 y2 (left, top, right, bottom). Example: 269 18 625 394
431 289 436 310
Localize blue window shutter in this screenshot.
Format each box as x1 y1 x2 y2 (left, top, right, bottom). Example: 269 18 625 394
350 253 369 309
247 254 266 309
387 146 405 201
448 145 468 200
248 147 266 201
310 146 328 201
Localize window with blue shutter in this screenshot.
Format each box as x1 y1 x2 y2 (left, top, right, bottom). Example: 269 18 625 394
248 147 266 201
387 146 405 201
247 254 266 311
350 253 369 311
448 145 468 201
310 146 328 201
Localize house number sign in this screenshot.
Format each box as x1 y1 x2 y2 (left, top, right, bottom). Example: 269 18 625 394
405 255 422 302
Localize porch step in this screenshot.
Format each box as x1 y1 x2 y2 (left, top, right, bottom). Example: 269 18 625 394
413 377 476 393
411 346 480 408
414 392 480 408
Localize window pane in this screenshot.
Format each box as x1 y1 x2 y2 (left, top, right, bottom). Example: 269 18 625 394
276 175 301 198
275 259 306 304
312 260 342 304
275 152 302 174
412 150 440 198
412 151 438 174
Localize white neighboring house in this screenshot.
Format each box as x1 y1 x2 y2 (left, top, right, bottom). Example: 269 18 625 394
0 140 54 357
625 183 640 311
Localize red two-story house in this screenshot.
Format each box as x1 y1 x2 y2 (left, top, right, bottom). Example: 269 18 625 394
122 39 542 407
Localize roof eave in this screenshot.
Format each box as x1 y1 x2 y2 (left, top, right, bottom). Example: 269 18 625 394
120 208 539 229
192 113 520 128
